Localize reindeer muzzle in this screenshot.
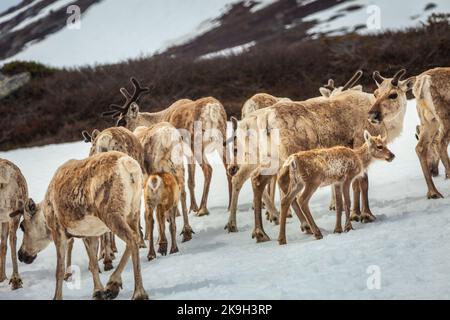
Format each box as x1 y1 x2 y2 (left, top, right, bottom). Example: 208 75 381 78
386 153 395 162
18 249 37 264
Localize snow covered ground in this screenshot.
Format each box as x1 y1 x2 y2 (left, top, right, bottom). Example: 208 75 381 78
1 100 450 300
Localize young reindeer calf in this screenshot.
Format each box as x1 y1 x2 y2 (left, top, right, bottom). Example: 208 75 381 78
277 131 395 245
144 173 180 261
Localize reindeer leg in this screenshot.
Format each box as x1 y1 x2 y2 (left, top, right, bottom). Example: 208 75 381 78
360 173 376 223
350 179 361 222
156 206 168 256
178 169 194 242
251 173 272 243
64 238 74 281
105 214 147 300
8 217 22 289
197 155 213 217
416 125 443 199
298 182 322 240
278 183 303 245
262 187 280 225
52 229 68 300
103 233 114 272
333 184 344 233
222 143 233 211
83 237 105 300
437 124 450 179
145 204 156 261
0 222 9 283
169 208 179 254
343 180 353 232
329 186 336 211
187 159 199 213
111 234 118 253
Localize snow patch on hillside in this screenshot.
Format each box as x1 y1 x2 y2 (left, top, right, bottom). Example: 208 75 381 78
0 101 450 299
0 0 43 25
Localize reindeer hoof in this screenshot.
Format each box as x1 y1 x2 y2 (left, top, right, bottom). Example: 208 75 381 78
314 232 323 240
170 247 179 254
252 228 270 243
361 214 376 223
196 208 209 217
300 223 312 234
132 291 149 300
345 224 354 232
350 212 361 222
278 238 287 245
93 290 106 300
224 222 238 233
158 243 168 256
64 273 73 282
181 226 194 242
9 276 23 290
427 190 444 199
104 261 114 272
105 281 122 300
147 251 156 261
334 227 343 234
431 167 440 177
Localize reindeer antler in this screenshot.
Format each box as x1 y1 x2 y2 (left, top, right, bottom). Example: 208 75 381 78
102 77 150 118
342 70 363 91
324 79 335 91
391 69 406 87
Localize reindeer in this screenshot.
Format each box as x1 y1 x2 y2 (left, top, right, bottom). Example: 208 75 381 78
15 152 148 300
144 173 180 261
227 69 414 242
415 125 440 177
0 159 27 290
225 70 365 232
78 126 146 272
277 131 395 244
103 78 230 217
134 123 194 243
409 68 450 199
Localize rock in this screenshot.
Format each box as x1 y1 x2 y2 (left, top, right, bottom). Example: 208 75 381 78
0 72 30 99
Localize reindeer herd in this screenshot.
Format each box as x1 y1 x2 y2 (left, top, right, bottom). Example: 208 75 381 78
0 66 449 300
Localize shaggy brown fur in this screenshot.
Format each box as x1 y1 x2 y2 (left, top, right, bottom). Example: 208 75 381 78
114 96 231 217
144 173 181 261
0 158 28 290
277 132 395 243
17 152 148 300
134 122 194 242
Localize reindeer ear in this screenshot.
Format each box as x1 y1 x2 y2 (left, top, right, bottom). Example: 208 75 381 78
9 208 24 218
26 198 37 216
319 87 331 97
373 71 384 87
364 130 372 143
82 130 92 143
130 102 139 115
400 76 416 92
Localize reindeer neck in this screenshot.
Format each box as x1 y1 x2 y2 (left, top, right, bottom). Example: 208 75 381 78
137 110 165 127
354 143 373 170
384 105 407 143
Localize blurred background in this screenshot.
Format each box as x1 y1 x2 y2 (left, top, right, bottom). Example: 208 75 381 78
0 0 449 151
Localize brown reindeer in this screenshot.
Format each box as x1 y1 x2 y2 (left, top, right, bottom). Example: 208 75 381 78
225 70 365 232
78 126 146 273
103 78 231 217
15 152 148 300
415 125 440 177
228 69 413 242
134 123 194 242
144 173 180 261
409 67 450 199
0 159 27 290
277 131 395 244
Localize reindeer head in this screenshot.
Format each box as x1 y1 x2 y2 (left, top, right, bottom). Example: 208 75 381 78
364 130 395 162
102 77 150 131
319 70 363 98
368 69 415 124
10 199 51 264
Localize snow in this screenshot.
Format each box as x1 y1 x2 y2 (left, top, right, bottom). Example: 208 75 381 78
1 100 450 299
11 0 77 32
0 0 43 25
2 0 246 67
198 41 256 60
305 0 450 36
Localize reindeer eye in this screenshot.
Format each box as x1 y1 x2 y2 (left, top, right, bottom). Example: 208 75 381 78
389 93 398 100
377 145 383 150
